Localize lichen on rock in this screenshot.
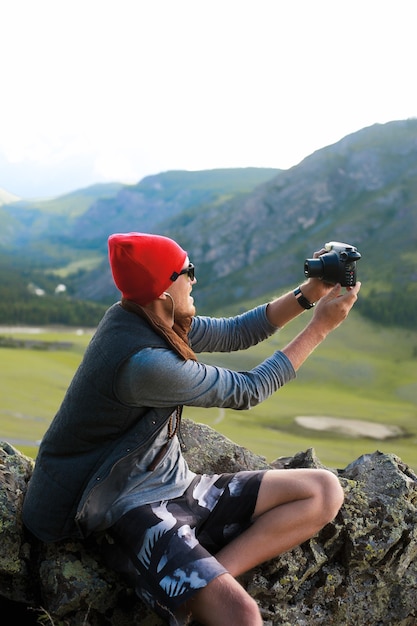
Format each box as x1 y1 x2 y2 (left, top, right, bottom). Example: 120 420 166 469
0 422 416 625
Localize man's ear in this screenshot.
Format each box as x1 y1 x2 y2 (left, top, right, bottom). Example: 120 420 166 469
157 291 174 304
163 292 175 304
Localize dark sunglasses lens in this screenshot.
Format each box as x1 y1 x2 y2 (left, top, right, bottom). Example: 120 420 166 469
188 265 195 280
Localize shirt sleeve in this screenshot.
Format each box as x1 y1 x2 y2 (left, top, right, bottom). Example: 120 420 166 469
116 346 296 411
188 304 278 353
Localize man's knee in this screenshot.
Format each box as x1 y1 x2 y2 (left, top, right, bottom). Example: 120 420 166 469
235 592 262 625
184 573 262 626
315 469 344 522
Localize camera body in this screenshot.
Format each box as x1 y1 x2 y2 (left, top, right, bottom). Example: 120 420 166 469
304 241 361 286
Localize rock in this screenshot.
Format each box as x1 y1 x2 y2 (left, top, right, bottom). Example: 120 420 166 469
0 418 416 625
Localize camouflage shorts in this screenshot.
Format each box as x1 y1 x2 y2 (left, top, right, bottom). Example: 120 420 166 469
104 470 265 621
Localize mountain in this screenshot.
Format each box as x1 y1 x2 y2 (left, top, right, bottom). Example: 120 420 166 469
75 119 417 326
0 168 281 324
0 187 20 206
0 182 124 247
0 120 416 328
70 167 282 244
0 168 280 247
170 119 417 310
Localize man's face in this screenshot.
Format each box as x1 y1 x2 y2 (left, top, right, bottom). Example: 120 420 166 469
166 256 197 318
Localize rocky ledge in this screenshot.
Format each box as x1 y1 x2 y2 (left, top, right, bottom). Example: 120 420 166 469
0 418 416 625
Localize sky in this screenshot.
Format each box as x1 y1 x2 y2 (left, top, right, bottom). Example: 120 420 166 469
1 0 416 198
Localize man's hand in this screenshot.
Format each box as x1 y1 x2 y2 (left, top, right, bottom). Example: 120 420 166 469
281 281 361 371
299 248 334 303
311 281 361 334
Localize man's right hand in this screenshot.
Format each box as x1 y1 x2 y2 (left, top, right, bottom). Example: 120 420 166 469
311 281 361 335
281 281 361 371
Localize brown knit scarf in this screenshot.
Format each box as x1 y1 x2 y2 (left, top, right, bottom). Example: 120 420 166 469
120 297 197 361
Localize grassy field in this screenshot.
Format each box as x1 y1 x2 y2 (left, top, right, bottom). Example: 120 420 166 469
0 310 416 472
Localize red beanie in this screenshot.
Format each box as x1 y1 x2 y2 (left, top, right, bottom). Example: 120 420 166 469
108 232 187 305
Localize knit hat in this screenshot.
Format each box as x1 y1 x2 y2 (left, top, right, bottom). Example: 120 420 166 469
108 232 187 305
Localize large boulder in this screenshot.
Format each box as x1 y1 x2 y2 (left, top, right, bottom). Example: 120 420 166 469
0 418 416 625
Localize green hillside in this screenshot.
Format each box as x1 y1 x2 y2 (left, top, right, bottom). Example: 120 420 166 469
0 250 107 326
0 307 415 472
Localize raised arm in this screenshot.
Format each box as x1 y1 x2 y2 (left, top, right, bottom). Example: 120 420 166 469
280 282 361 371
265 277 334 329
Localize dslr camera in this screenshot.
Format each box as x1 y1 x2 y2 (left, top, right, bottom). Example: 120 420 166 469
304 241 361 287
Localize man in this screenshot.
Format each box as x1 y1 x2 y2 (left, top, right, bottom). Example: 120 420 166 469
23 232 361 625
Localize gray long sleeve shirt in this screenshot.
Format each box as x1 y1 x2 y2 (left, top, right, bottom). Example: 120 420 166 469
103 304 296 530
117 306 294 410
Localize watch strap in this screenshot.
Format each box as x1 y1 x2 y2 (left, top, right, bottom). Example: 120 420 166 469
294 286 315 310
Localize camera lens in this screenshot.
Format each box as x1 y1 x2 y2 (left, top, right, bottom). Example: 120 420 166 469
304 250 342 284
304 258 324 279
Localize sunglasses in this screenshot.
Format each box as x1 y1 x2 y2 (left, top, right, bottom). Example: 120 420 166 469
170 263 195 282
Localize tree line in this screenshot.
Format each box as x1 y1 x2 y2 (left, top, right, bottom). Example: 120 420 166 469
0 252 415 330
0 287 415 331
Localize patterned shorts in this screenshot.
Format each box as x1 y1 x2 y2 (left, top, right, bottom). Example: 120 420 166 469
103 470 266 621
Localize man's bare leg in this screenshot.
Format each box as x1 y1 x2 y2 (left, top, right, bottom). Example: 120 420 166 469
178 572 262 626
216 468 344 576
178 468 344 625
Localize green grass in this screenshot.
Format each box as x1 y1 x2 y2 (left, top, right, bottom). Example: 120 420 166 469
51 254 104 278
0 328 91 453
188 310 417 471
0 312 416 472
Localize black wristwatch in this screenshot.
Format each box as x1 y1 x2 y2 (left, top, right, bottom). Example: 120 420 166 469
293 286 315 310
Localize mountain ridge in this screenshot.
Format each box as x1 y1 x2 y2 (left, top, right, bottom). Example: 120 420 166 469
0 119 416 327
